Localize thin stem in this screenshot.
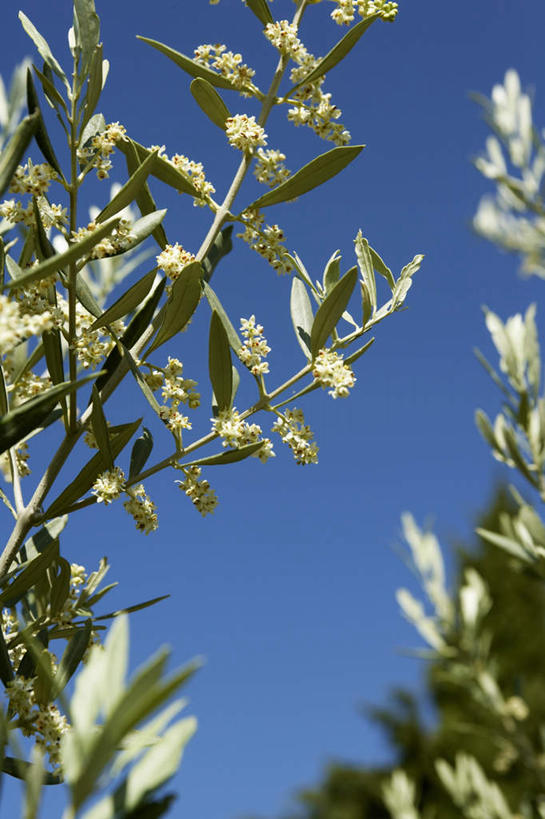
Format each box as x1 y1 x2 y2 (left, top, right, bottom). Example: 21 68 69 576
8 449 24 516
67 77 80 432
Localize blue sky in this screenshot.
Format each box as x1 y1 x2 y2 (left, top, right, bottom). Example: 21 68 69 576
1 0 545 816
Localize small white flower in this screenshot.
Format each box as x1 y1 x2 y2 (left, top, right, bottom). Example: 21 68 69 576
226 114 267 152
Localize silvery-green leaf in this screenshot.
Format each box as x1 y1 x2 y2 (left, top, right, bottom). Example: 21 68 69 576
0 372 101 455
209 311 232 411
322 250 341 294
136 36 236 90
48 557 72 617
90 269 157 330
202 225 233 283
190 78 231 130
2 758 59 786
93 594 169 622
310 266 358 357
286 251 314 291
476 526 532 563
345 336 375 366
123 139 168 249
33 65 66 115
95 278 166 393
19 516 67 563
18 13 67 86
249 146 364 209
96 150 159 223
6 216 121 289
0 112 39 198
79 112 105 157
0 627 13 685
182 441 265 467
0 541 59 607
148 261 202 354
119 210 166 256
111 700 186 779
0 367 7 417
288 14 380 94
231 365 240 407
75 272 102 318
245 0 274 25
129 427 153 479
26 69 63 176
91 384 113 469
51 620 92 699
369 245 395 290
73 0 100 80
290 277 313 359
42 329 65 389
79 45 103 133
116 138 199 197
354 230 376 313
203 282 242 353
44 419 141 518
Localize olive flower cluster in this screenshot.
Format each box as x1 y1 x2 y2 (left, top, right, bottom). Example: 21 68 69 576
194 43 257 95
312 349 356 398
272 408 319 465
176 465 219 516
211 408 275 462
239 315 271 375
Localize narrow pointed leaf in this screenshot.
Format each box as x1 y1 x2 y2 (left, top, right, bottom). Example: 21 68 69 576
123 139 168 249
209 311 232 411
0 541 59 607
26 69 63 176
96 150 159 223
51 620 92 698
80 44 104 134
91 384 113 469
183 441 265 467
290 278 313 359
245 0 274 24
249 146 364 209
42 329 65 386
310 266 358 356
49 557 72 617
90 269 157 331
121 210 167 255
202 226 233 283
344 336 375 366
129 427 153 479
231 365 240 407
148 262 202 354
33 66 67 114
18 13 66 84
6 216 121 289
74 0 100 79
190 78 231 130
0 112 39 197
288 15 380 94
202 282 242 353
369 245 395 289
0 372 101 455
2 757 60 786
44 419 141 519
116 138 199 197
19 517 68 563
322 250 341 294
354 231 377 313
136 36 236 90
95 278 166 392
0 628 13 685
93 594 170 622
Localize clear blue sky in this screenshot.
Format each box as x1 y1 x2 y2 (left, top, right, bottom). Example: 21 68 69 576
1 1 545 816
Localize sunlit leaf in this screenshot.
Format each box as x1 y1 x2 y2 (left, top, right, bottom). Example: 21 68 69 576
290 277 313 359
310 266 358 356
209 311 232 412
0 112 39 198
90 269 157 330
147 261 202 353
136 36 236 90
190 78 231 130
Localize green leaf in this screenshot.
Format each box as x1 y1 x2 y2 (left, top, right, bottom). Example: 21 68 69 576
93 594 170 622
80 44 105 134
95 278 166 393
49 557 72 617
51 620 92 699
0 368 7 417
123 139 168 249
0 372 101 455
190 78 231 130
369 245 395 290
33 65 67 115
209 311 232 412
44 419 141 518
116 138 199 197
32 197 55 261
202 225 233 283
136 36 236 90
26 69 63 177
0 626 14 685
90 269 157 331
322 250 341 294
19 516 68 563
75 272 102 318
18 13 67 85
129 427 153 479
73 0 100 80
0 541 59 607
354 230 377 313
6 216 121 289
96 150 159 223
290 277 313 359
42 329 65 387
288 14 380 94
0 112 39 198
121 210 167 255
182 441 265 467
249 146 364 209
202 282 242 354
245 0 274 25
91 384 113 469
344 336 375 366
147 262 202 354
79 112 105 159
2 757 60 786
231 364 240 408
310 266 358 357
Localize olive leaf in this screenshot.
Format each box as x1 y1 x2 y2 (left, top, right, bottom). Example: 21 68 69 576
190 78 231 130
96 149 159 223
129 427 153 479
245 0 274 25
136 36 236 90
73 0 101 80
116 138 199 197
310 266 358 357
288 14 380 94
182 441 265 468
322 250 341 294
354 231 377 314
79 44 104 133
90 269 157 331
0 112 39 198
248 145 364 209
147 262 202 354
91 384 113 470
202 282 242 354
123 139 168 249
18 12 67 86
26 68 63 176
209 311 233 412
290 277 313 359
